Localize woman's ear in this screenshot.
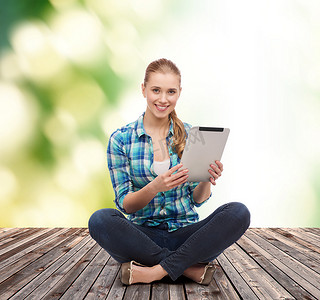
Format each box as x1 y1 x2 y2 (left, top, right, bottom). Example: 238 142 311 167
141 83 146 98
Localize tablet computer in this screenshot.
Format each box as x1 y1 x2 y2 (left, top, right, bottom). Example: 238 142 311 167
180 127 230 182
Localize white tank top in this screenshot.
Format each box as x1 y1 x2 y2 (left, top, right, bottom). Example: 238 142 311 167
153 159 170 175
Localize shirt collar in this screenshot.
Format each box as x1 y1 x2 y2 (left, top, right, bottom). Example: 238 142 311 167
135 112 174 138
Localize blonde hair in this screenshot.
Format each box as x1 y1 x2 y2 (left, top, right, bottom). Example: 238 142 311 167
144 58 186 158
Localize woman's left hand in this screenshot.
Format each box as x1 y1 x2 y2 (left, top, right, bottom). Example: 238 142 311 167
208 160 223 185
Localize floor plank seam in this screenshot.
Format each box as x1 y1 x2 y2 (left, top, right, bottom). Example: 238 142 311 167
216 259 245 300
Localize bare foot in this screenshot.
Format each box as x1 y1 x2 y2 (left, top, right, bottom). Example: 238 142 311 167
131 264 168 284
183 263 207 283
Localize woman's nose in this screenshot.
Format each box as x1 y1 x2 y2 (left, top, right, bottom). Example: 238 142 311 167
159 93 167 102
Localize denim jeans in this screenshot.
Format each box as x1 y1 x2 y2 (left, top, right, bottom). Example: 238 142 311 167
88 202 250 281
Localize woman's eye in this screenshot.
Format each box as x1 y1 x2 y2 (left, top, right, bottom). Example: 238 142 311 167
168 90 176 94
153 89 160 93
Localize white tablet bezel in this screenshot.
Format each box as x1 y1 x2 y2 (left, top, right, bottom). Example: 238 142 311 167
180 126 230 182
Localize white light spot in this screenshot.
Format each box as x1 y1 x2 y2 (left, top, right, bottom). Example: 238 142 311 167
0 167 18 204
72 138 106 175
0 82 37 157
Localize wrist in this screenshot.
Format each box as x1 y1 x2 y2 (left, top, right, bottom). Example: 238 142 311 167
147 180 159 195
193 181 211 203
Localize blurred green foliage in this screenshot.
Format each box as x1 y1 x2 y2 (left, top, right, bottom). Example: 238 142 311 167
1 0 319 228
0 0 192 226
0 1 53 49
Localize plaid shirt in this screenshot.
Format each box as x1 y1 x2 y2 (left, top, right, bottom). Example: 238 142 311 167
107 113 209 232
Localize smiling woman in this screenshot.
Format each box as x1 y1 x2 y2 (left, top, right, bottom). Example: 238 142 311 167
88 58 250 286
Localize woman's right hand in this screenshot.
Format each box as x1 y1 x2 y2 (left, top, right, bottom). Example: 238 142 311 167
150 163 189 193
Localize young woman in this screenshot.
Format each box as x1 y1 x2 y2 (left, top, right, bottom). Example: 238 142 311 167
88 58 250 285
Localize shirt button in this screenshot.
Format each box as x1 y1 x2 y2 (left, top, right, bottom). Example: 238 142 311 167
160 209 165 216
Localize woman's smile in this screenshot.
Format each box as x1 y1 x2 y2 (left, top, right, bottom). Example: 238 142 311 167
155 104 169 111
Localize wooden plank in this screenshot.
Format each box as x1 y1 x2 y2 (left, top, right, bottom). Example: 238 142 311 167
284 228 320 248
0 228 29 239
86 256 121 299
10 231 91 299
223 242 294 299
212 263 241 300
185 281 222 300
169 283 185 300
217 253 258 299
105 269 126 300
0 228 46 254
41 242 102 299
0 228 76 284
0 228 10 234
266 228 320 261
24 234 93 299
304 228 320 236
0 228 59 261
0 228 29 244
59 248 110 299
237 233 318 299
123 283 151 300
151 282 169 300
0 228 86 299
252 228 320 273
245 229 320 294
0 228 68 271
270 228 320 254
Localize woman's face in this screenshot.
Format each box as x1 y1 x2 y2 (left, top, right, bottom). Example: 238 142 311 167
142 72 181 120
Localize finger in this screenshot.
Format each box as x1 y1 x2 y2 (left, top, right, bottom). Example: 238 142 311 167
215 160 223 172
210 177 216 185
170 168 188 181
170 173 189 187
210 165 221 177
209 168 219 180
211 163 222 174
167 163 183 175
170 169 189 182
162 169 187 186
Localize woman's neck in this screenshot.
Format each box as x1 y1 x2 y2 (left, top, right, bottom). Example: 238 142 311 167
143 110 170 136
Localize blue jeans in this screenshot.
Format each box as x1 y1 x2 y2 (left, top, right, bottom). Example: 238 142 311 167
88 202 250 281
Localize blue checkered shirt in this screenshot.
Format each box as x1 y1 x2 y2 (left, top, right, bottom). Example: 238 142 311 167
107 113 209 232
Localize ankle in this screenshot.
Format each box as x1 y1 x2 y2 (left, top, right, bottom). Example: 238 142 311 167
153 264 168 280
183 264 206 282
132 264 167 284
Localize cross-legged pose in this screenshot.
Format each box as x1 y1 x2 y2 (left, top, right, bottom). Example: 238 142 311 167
88 58 250 285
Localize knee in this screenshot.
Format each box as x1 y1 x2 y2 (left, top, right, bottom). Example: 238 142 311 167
229 202 251 230
88 208 120 238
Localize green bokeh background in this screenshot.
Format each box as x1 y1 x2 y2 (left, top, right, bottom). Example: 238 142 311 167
0 0 196 227
1 0 319 227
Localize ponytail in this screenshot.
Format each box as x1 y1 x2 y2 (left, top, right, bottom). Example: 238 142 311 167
169 109 186 159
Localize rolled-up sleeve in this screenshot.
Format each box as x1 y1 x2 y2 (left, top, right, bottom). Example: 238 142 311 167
188 181 211 207
107 130 133 213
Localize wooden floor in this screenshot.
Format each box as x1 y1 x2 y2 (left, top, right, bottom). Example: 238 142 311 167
0 228 319 299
